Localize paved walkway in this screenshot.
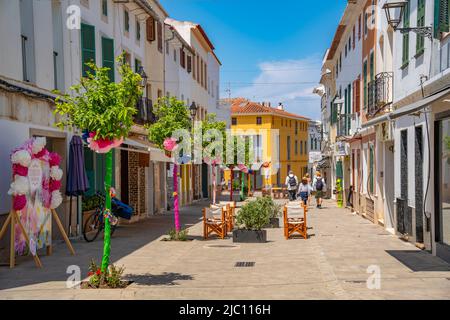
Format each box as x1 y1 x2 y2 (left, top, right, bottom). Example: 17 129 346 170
1 199 450 299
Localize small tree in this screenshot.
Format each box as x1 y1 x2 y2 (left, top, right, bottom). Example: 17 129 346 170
202 114 226 204
147 97 191 233
54 55 142 273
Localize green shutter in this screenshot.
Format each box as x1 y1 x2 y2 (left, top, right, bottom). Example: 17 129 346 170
102 0 108 16
81 23 96 77
370 52 374 81
434 0 450 37
402 1 410 66
369 145 374 193
102 37 114 82
336 160 343 178
416 0 425 55
363 61 368 108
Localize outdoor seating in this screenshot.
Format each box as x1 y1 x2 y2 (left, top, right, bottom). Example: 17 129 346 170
219 201 236 231
203 206 227 240
283 203 307 240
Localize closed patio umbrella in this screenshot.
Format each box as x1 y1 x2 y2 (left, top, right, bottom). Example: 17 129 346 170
66 135 90 237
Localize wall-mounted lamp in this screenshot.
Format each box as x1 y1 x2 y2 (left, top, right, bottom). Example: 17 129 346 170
383 0 432 40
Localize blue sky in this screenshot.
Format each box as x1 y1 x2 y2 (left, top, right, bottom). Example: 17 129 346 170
159 0 347 120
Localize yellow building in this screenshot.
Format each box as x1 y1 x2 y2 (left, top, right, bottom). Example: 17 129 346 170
225 99 310 188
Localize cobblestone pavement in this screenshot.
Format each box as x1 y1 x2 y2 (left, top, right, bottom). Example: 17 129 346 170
1 198 450 300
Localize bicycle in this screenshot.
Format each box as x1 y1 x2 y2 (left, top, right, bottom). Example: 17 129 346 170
83 192 119 242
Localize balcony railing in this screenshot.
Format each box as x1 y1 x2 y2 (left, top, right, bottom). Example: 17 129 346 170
134 97 156 125
367 72 393 118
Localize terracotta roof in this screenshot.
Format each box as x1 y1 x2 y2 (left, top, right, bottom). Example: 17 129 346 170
230 99 310 120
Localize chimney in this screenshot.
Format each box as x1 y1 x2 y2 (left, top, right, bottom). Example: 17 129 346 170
277 102 284 110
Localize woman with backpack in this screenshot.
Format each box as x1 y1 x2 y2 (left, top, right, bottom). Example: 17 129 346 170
313 171 326 208
297 177 312 206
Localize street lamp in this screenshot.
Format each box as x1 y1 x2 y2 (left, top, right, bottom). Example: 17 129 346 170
137 66 148 89
383 0 432 40
189 101 198 120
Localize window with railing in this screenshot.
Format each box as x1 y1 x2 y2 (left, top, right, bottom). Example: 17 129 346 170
367 72 393 118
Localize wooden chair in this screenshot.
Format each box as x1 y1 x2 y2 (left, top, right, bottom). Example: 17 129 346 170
203 206 227 240
219 201 236 232
283 203 307 240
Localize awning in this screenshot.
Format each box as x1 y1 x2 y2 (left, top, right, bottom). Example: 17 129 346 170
121 138 173 162
150 148 172 163
120 138 151 154
362 87 450 128
316 157 331 169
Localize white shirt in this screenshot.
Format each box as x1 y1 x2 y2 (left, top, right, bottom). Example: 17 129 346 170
285 174 299 191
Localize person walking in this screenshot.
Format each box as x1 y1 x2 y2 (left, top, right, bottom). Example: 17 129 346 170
298 177 312 206
305 173 312 206
313 171 326 208
285 170 299 201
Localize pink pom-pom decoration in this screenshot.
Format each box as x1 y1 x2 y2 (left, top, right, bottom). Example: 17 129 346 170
163 138 177 152
12 164 28 176
49 152 61 166
13 195 27 211
87 132 124 154
49 179 61 192
34 148 49 159
238 164 249 173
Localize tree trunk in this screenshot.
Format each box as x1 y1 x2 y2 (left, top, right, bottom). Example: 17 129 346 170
212 164 216 204
101 149 113 273
173 163 180 232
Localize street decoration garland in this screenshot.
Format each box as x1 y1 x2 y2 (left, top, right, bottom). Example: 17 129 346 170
7 137 63 255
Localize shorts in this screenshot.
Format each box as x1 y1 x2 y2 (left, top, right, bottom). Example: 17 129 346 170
315 190 324 199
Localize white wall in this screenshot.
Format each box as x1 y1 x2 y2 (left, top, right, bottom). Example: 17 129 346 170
0 0 22 80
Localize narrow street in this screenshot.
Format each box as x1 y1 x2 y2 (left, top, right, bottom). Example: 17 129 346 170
1 199 449 300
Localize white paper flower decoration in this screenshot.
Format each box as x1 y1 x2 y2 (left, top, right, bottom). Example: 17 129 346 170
50 166 63 181
8 175 29 195
50 190 63 209
11 150 32 167
32 137 46 155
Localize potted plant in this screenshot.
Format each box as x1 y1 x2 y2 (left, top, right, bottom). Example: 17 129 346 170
233 199 270 243
260 197 282 228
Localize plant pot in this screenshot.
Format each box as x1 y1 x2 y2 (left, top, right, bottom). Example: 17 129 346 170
232 229 267 243
264 217 280 229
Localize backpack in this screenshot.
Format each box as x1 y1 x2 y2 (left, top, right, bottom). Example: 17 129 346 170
288 175 297 187
315 178 324 191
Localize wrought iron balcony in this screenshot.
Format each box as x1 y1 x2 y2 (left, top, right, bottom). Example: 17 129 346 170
134 97 156 125
367 72 393 118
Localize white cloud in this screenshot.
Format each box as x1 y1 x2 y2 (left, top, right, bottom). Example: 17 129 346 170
232 56 322 120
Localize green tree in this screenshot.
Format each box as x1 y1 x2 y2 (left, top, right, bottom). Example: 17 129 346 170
146 97 191 234
202 114 226 203
147 97 191 148
54 54 142 273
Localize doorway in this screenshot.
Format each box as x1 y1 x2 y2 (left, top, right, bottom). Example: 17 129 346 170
415 126 424 243
384 141 395 231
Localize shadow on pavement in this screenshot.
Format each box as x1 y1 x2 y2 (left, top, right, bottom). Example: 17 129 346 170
0 201 207 290
124 272 194 286
386 250 450 272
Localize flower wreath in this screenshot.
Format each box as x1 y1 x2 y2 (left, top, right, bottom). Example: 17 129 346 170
8 137 63 211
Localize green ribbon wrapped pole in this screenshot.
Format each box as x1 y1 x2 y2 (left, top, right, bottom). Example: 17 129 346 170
101 149 113 273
